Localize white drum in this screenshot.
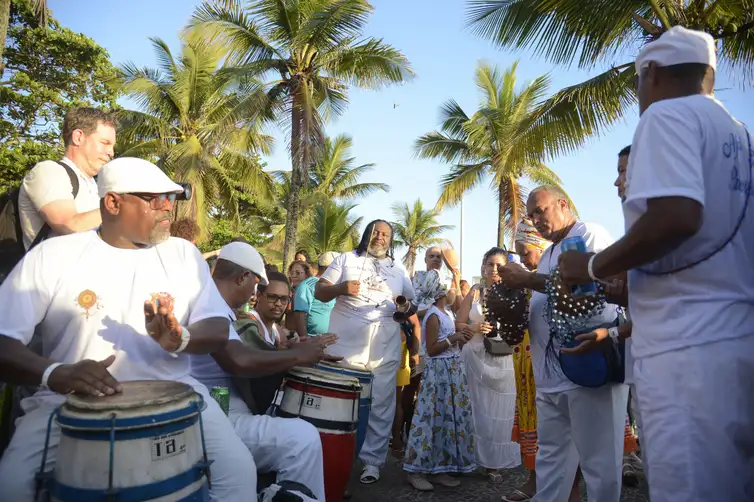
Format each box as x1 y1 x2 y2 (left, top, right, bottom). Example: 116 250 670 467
276 367 361 431
46 380 209 502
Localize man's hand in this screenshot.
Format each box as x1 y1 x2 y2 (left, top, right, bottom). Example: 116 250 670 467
557 251 594 287
341 281 361 297
47 355 123 397
479 321 493 335
144 299 183 352
498 262 533 289
291 334 341 366
559 328 610 355
605 277 628 307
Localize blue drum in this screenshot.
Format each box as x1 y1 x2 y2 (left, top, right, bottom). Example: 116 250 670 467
315 361 373 456
38 380 211 502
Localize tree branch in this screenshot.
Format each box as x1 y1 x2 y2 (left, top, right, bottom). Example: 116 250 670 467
632 13 662 36
648 0 672 30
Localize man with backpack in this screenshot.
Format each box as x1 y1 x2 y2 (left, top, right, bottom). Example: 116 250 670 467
0 107 116 282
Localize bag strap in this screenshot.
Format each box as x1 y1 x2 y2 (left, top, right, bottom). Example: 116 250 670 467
28 161 81 251
637 127 752 276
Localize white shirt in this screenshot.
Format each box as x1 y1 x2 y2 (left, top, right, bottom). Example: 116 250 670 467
18 157 100 249
421 305 459 359
529 221 621 393
624 94 754 359
190 326 241 390
0 232 231 410
321 250 415 324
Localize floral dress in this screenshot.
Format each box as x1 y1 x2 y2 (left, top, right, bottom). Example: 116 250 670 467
403 306 476 474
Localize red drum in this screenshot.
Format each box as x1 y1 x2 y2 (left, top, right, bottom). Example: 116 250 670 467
276 367 361 502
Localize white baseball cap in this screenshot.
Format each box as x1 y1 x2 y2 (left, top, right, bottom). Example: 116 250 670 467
97 157 185 198
218 242 269 285
318 251 339 267
635 26 716 73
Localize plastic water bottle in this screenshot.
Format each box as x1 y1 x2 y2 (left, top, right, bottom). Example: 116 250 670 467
560 236 597 297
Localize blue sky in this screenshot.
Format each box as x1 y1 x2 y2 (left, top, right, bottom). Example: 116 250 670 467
50 0 753 279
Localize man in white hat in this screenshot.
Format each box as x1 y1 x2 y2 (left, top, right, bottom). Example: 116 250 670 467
290 251 340 339
191 242 337 501
0 157 257 500
558 26 754 501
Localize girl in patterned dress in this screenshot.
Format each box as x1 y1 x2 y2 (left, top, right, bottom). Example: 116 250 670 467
403 280 475 491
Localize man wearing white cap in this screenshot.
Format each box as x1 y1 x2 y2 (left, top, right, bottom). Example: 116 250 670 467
0 157 257 501
291 251 339 339
558 26 754 501
191 242 336 501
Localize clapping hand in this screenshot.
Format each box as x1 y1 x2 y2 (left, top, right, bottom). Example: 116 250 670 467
144 299 183 353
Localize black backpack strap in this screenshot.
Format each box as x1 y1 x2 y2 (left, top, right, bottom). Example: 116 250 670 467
28 161 81 251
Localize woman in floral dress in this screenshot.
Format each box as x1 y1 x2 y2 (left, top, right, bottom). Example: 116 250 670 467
403 278 475 491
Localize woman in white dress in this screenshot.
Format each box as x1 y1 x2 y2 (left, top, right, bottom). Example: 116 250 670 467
457 247 520 482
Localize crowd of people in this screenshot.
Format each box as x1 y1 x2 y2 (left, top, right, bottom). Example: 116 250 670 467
0 25 751 502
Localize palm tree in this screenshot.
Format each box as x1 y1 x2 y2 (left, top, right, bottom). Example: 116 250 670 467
392 199 454 276
299 200 363 256
310 134 389 200
187 0 413 268
416 62 584 247
1 0 47 76
466 0 754 126
116 37 276 236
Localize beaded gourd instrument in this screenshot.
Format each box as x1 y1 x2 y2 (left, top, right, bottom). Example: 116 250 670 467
543 266 607 345
481 280 529 348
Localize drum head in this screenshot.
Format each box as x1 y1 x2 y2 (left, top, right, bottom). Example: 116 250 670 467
317 360 370 375
65 380 196 412
288 367 361 391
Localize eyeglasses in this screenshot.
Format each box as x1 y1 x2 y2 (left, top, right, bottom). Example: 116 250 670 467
265 294 290 306
128 193 177 210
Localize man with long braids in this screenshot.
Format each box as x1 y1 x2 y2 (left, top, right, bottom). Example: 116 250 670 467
315 220 421 484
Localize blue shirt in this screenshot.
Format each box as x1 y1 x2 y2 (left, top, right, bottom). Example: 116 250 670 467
293 276 335 336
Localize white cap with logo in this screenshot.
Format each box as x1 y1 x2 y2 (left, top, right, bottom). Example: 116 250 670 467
97 157 185 198
218 242 269 286
635 26 717 73
318 251 339 268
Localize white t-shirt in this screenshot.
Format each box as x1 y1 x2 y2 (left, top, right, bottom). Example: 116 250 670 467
190 326 241 389
0 232 231 410
321 250 415 323
529 221 621 393
18 157 100 249
624 94 754 359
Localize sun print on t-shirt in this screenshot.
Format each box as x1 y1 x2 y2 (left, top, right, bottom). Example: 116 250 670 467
76 289 102 320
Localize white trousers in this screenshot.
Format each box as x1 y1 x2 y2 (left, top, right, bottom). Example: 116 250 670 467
633 333 754 502
0 385 255 502
228 392 325 501
327 311 401 468
533 384 629 502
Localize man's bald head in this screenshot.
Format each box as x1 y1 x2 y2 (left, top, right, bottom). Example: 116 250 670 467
526 185 575 241
425 246 443 270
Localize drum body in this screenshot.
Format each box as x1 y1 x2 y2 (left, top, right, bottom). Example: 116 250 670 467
277 367 360 502
50 380 209 502
314 361 373 455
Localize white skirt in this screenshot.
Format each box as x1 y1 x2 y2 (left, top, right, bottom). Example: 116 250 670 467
460 335 520 469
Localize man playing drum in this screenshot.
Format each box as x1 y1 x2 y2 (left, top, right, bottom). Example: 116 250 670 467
0 158 257 501
191 242 338 501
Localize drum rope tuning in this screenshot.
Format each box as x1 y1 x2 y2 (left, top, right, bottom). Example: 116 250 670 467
36 391 213 502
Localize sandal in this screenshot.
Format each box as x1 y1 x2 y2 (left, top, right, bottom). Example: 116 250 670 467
360 465 380 484
502 489 533 501
487 471 504 484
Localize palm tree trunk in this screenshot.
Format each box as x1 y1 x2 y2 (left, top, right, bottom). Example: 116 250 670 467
497 181 506 248
0 0 11 77
408 248 416 276
282 97 304 270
